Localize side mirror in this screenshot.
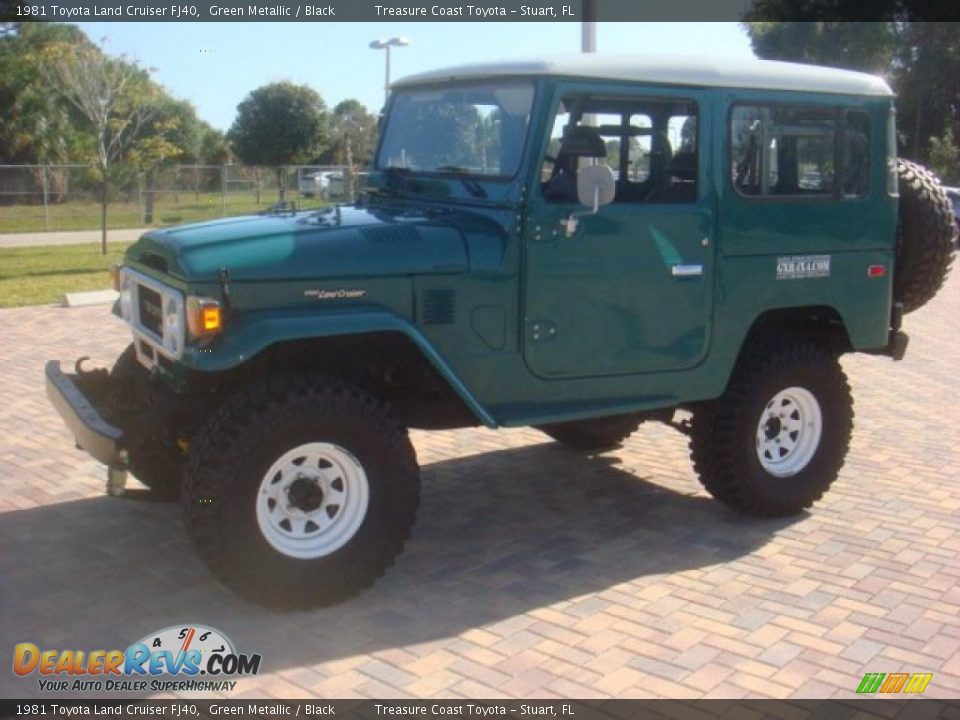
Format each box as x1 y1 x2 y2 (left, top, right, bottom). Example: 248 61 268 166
577 164 616 209
562 164 615 237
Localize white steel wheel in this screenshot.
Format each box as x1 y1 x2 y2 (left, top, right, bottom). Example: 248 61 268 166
255 442 370 559
755 386 823 478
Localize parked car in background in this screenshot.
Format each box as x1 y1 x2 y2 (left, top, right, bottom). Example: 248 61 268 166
298 169 346 200
944 186 960 246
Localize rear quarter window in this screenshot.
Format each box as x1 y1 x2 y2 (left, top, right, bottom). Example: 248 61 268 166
730 103 871 200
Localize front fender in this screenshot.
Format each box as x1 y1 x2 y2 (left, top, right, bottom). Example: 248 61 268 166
180 308 497 427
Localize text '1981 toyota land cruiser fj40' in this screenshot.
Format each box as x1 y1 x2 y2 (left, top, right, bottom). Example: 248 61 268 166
47 56 955 608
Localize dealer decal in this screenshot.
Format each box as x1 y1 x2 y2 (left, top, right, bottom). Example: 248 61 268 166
776 255 831 280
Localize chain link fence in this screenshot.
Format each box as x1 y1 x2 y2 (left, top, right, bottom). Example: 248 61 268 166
0 164 355 234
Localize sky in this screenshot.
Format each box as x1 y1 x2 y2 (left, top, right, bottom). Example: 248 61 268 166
74 22 756 131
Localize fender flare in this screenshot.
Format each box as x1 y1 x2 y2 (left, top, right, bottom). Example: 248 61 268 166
180 308 498 427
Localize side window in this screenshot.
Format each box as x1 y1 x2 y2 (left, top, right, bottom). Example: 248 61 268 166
842 111 871 197
541 96 698 204
731 105 836 197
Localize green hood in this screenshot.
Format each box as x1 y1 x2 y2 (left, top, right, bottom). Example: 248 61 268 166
127 205 470 282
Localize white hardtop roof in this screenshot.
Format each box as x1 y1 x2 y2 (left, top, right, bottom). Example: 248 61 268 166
393 54 894 97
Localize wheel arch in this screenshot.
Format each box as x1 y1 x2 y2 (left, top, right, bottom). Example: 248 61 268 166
181 310 496 428
717 304 854 396
741 305 854 355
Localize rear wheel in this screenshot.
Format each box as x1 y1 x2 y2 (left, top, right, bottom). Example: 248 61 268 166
689 340 852 517
181 374 420 608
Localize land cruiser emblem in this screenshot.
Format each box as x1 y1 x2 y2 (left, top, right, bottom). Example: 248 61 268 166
777 255 831 280
304 289 367 299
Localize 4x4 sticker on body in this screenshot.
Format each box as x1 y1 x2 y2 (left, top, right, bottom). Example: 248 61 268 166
777 255 832 280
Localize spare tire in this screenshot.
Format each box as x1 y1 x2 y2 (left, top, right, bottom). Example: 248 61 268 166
895 159 955 313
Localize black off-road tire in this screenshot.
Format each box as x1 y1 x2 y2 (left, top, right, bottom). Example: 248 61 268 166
895 159 955 314
109 345 182 499
181 374 420 609
689 340 853 517
538 416 641 452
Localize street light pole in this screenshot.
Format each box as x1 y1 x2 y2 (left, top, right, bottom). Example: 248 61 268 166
581 0 596 53
369 36 410 105
384 44 391 103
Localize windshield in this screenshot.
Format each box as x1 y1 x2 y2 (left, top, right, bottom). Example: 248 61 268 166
376 81 535 179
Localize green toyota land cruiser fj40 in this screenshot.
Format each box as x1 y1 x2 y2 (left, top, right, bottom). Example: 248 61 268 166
46 56 955 608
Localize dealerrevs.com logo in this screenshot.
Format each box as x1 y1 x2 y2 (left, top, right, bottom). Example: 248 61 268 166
13 625 262 693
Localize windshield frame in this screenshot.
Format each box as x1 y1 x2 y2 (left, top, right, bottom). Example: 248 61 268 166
374 78 538 183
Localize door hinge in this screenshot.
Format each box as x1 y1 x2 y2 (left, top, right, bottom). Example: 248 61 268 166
529 320 558 342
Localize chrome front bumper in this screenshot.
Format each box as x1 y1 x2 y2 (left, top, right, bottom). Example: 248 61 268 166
45 360 126 468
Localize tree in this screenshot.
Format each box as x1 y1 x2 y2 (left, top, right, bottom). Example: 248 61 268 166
741 16 960 166
324 99 378 201
929 124 960 184
128 96 209 222
44 39 156 253
0 23 89 165
890 22 960 160
228 81 329 200
324 99 378 166
743 22 894 73
199 127 230 165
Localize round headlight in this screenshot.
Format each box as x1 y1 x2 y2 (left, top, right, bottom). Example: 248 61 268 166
163 296 182 354
118 274 133 321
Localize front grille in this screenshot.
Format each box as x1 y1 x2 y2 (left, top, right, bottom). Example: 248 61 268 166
120 267 185 365
137 285 163 337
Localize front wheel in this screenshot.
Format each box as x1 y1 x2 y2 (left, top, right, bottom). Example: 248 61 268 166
109 345 183 499
689 340 853 517
181 375 420 608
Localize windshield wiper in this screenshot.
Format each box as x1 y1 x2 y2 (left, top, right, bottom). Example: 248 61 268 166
433 166 488 199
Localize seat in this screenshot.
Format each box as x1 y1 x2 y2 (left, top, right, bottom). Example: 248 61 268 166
646 150 697 203
543 126 607 203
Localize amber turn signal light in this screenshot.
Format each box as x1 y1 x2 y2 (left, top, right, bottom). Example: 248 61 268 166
186 297 223 341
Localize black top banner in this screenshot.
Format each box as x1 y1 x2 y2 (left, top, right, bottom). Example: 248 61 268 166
4 0 960 22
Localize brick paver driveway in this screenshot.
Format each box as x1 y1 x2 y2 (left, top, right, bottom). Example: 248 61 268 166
2 271 959 700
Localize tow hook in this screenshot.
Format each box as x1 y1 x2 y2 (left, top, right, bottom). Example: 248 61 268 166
73 356 112 395
107 450 129 497
75 356 105 376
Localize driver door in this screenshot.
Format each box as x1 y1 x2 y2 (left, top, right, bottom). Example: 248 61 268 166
523 86 715 379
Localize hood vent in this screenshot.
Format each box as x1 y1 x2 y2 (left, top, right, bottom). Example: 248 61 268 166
420 289 456 325
139 253 169 274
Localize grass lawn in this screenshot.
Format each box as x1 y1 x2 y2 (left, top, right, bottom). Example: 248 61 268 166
0 242 130 308
0 192 329 234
